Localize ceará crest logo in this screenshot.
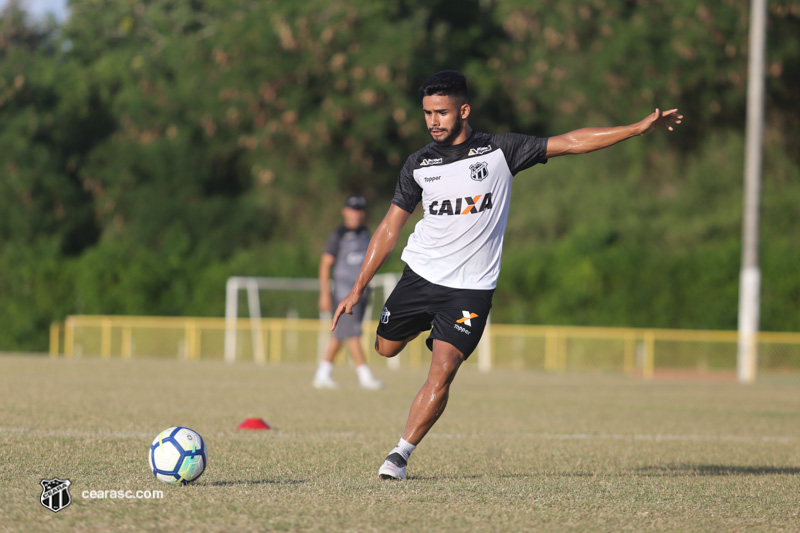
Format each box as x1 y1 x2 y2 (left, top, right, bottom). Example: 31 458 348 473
40 478 72 513
469 161 489 182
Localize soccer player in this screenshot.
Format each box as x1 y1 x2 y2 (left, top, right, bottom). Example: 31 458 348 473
313 194 384 390
331 71 682 479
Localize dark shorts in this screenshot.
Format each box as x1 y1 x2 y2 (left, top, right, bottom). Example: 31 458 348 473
333 286 369 341
376 266 494 359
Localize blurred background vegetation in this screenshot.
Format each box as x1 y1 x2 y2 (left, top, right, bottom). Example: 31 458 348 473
1 0 798 351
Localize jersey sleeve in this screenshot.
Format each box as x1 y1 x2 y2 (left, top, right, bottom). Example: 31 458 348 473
491 133 549 175
391 155 423 213
323 227 342 258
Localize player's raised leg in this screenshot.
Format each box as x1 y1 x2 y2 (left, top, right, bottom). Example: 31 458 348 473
378 340 465 480
374 333 420 358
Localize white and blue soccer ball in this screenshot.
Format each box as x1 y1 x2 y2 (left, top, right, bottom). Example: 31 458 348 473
149 427 207 484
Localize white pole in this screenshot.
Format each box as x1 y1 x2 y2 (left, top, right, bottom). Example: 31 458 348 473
477 315 492 372
318 310 331 362
737 0 767 384
246 279 266 363
224 277 240 363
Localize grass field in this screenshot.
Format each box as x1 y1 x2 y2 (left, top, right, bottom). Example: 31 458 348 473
2 354 799 532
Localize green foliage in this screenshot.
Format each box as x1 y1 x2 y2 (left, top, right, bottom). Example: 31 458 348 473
0 239 74 349
0 0 799 350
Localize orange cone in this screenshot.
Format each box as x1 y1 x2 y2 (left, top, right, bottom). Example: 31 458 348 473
237 418 271 430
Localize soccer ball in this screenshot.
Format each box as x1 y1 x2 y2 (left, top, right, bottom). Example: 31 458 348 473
149 427 207 484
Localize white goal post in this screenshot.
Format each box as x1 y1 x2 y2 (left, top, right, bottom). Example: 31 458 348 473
224 274 399 365
223 274 492 371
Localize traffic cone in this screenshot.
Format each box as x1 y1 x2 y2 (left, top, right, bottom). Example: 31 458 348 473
237 417 271 430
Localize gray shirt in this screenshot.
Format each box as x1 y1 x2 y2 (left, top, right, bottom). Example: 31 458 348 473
324 225 371 290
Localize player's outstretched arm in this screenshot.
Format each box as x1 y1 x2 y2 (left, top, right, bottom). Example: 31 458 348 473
331 204 411 331
546 108 682 158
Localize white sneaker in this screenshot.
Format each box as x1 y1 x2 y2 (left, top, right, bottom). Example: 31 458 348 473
359 376 384 390
312 375 338 389
378 453 406 480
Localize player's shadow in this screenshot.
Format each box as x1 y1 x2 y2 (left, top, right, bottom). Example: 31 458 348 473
637 464 800 476
208 479 307 487
494 466 800 478
403 474 484 481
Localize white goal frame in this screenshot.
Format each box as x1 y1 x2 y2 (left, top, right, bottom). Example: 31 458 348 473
224 274 400 365
223 274 492 371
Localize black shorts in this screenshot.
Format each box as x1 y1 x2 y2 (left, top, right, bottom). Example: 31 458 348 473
376 266 494 359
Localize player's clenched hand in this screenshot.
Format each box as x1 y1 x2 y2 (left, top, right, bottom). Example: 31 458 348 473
639 108 683 135
330 289 364 331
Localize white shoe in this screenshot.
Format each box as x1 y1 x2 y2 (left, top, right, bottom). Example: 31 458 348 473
359 376 384 390
378 453 406 480
312 375 338 389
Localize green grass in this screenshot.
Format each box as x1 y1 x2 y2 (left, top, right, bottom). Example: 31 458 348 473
2 354 800 532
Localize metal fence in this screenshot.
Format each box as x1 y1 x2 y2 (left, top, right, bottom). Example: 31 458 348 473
50 315 800 379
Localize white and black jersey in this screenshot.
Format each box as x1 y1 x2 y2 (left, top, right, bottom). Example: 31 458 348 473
391 131 548 290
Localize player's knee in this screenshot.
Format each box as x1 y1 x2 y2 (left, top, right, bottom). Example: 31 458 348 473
430 359 459 384
374 336 402 358
429 343 465 382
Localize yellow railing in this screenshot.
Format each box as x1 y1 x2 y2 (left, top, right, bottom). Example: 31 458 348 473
49 315 800 378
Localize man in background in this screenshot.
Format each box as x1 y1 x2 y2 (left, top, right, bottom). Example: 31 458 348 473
313 195 384 390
